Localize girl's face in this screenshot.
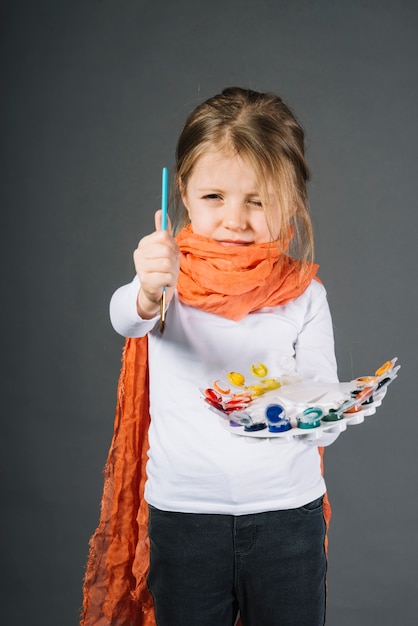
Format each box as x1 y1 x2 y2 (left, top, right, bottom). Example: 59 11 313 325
180 150 279 246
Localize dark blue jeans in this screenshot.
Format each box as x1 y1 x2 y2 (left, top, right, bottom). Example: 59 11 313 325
147 497 327 626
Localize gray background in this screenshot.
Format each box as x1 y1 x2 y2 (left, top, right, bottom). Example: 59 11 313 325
1 1 417 624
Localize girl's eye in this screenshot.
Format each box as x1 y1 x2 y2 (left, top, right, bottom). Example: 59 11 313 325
203 194 223 201
247 199 263 207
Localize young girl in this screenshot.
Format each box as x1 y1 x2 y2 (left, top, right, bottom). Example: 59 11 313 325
82 87 339 626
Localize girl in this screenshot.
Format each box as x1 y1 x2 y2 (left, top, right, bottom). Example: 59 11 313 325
82 87 339 626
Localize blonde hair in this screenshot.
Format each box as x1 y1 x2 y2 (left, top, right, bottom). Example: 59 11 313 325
173 86 314 262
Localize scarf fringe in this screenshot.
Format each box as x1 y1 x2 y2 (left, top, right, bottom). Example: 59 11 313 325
81 337 155 626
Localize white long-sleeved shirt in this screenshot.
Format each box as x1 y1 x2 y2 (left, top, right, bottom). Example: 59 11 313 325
110 276 339 515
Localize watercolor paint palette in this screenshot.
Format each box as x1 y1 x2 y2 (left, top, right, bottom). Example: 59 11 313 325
200 358 400 441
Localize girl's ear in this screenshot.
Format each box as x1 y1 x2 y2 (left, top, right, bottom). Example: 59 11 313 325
178 177 184 198
178 178 189 211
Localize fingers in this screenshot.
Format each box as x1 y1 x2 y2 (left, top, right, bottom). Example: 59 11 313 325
133 217 180 309
155 209 173 235
133 240 178 288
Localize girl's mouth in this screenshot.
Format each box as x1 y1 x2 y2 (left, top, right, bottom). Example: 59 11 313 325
218 240 252 247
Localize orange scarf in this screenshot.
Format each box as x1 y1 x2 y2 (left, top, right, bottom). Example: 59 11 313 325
176 225 317 319
81 227 330 625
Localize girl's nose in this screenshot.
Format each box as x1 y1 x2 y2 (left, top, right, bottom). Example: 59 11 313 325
222 200 247 231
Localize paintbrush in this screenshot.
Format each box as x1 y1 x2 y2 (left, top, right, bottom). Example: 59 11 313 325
159 166 169 333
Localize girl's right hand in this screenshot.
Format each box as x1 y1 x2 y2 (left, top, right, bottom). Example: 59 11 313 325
133 210 180 319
